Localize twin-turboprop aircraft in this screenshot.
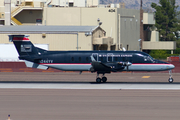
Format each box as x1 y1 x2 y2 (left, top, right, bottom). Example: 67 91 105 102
9 35 175 83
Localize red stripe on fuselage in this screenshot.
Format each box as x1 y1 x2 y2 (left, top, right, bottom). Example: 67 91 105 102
13 37 29 41
40 63 91 65
39 63 171 65
132 63 171 65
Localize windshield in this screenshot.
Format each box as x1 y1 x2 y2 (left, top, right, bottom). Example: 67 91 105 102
148 56 154 62
144 55 154 63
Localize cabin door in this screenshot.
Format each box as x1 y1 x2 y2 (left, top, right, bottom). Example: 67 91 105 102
92 53 99 61
107 53 113 62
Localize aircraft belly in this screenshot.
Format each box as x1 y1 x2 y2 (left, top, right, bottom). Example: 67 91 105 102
46 64 92 71
42 64 171 72
128 64 169 71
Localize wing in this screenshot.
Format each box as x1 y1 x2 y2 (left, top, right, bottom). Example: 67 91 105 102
90 55 131 72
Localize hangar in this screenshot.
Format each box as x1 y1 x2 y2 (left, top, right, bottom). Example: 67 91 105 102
0 0 176 52
0 25 114 61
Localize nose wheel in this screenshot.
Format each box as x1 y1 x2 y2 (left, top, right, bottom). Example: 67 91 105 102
168 78 173 83
168 70 174 83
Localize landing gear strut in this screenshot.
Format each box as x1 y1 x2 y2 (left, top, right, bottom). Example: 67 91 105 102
96 73 107 83
168 70 174 83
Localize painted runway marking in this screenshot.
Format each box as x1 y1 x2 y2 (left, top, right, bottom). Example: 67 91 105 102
0 83 180 90
142 76 150 78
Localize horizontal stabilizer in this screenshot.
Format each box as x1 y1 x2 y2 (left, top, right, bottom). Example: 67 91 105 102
24 60 48 70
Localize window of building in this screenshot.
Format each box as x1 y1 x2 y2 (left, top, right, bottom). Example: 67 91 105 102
69 2 74 7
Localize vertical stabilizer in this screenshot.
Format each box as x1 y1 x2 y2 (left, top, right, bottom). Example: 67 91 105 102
9 35 38 57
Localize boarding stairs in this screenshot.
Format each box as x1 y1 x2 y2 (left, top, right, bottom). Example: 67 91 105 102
11 1 43 26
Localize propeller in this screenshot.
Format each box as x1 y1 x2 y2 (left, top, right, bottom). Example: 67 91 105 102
117 61 132 71
125 61 132 71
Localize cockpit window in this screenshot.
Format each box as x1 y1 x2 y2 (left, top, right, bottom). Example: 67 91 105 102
144 56 154 62
148 56 154 62
144 56 147 61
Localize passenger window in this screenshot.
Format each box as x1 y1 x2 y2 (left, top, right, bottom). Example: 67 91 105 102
79 57 81 61
100 57 103 62
71 57 74 61
114 57 118 61
122 57 125 61
86 57 89 61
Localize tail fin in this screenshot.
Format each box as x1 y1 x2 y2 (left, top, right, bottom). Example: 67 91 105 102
9 35 48 70
9 35 39 57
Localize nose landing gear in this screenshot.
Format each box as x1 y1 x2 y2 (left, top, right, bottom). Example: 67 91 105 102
168 70 174 83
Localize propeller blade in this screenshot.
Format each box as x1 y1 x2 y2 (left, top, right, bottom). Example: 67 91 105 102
126 62 132 66
126 62 132 71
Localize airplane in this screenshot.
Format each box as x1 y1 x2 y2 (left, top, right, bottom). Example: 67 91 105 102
9 35 175 83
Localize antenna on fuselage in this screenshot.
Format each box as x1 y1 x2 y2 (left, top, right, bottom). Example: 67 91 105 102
122 47 126 51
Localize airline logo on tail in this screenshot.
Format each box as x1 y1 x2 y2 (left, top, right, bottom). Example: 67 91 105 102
9 35 29 42
13 37 29 41
9 35 35 54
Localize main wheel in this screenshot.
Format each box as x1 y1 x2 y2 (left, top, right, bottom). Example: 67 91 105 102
102 77 107 83
96 77 101 83
168 78 173 83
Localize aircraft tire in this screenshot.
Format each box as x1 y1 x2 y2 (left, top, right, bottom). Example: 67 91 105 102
168 78 173 83
96 77 101 83
102 77 107 83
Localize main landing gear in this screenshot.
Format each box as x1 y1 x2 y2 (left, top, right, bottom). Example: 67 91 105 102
168 70 174 83
96 73 107 83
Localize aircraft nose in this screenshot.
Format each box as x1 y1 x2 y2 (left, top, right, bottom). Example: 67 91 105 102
168 64 175 70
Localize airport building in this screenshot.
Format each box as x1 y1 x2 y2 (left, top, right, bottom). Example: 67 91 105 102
0 0 176 61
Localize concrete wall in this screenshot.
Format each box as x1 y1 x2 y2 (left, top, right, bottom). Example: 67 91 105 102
15 10 42 25
86 0 99 6
43 7 116 46
117 8 140 51
0 1 4 7
4 0 11 25
81 8 116 40
73 0 86 7
0 7 5 13
143 41 176 50
44 7 81 25
43 7 140 51
31 33 92 51
150 31 159 42
143 13 155 25
0 33 92 51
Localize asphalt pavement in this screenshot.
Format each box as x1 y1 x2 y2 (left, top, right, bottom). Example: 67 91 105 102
0 72 180 120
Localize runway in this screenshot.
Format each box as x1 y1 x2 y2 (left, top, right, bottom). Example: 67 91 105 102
0 72 180 120
1 89 180 120
0 72 180 90
1 82 180 90
0 72 179 83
